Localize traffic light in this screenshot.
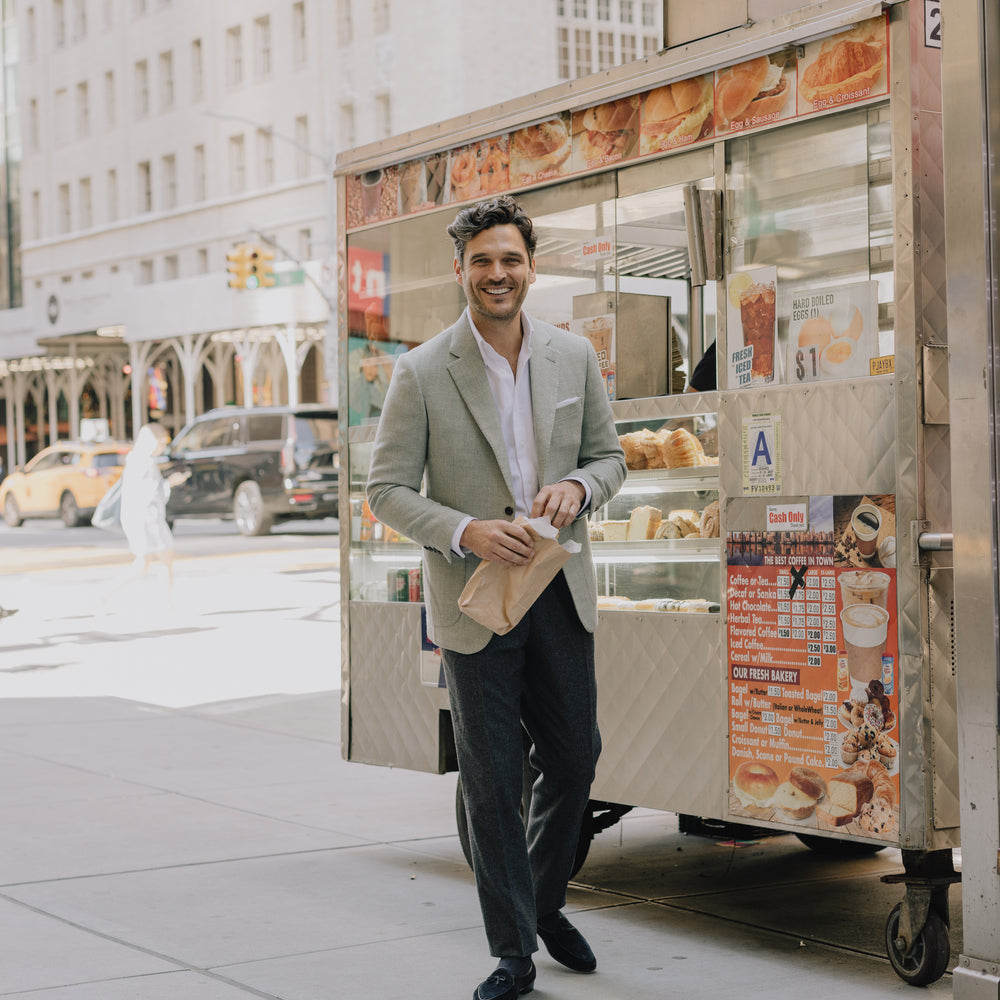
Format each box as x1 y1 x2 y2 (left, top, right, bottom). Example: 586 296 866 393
226 243 252 289
248 246 276 289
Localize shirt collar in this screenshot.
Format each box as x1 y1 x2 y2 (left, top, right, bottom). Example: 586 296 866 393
466 308 534 369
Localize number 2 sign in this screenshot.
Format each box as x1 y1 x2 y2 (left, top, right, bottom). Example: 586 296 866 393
925 1 942 49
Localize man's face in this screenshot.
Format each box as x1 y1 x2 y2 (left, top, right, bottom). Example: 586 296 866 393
454 224 536 326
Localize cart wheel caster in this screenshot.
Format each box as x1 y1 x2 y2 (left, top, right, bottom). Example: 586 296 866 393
885 901 951 986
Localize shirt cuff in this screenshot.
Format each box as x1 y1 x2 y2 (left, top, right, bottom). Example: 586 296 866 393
562 476 592 512
452 515 475 557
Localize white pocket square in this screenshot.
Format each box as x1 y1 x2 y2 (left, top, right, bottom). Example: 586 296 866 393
555 396 581 409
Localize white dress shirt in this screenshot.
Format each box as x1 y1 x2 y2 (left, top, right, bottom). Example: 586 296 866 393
451 309 590 555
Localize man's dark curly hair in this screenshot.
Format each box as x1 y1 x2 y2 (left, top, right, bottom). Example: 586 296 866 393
446 195 537 266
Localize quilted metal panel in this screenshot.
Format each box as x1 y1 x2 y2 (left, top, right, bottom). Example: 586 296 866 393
717 378 897 498
591 611 726 816
928 568 960 830
348 601 445 773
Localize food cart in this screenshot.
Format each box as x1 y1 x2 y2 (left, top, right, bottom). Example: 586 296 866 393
335 1 960 985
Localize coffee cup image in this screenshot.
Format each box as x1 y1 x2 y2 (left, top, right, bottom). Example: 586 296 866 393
839 569 890 610
852 502 882 557
841 603 890 686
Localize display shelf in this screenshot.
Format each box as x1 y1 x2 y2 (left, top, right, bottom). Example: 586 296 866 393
593 538 721 562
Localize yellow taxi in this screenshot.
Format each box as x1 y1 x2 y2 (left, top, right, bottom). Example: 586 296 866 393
1 440 131 527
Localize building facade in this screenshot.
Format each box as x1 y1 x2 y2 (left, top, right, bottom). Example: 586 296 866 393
0 0 661 469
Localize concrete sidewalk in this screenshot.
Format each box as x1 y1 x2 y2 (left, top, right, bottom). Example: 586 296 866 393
0 692 957 999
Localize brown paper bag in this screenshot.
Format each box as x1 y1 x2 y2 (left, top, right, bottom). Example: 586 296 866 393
458 516 582 635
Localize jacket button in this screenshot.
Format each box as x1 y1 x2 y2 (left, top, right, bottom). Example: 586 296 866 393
505 506 514 516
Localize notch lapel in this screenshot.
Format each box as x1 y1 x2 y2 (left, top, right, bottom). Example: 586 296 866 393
446 318 514 495
530 324 558 484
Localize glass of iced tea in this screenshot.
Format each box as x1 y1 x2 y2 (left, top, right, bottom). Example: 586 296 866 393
740 281 777 383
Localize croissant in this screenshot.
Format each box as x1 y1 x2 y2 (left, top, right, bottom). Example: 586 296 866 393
800 39 884 105
657 428 705 469
513 119 569 160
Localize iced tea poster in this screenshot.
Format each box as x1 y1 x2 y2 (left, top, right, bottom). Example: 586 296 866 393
726 494 900 842
786 280 879 384
727 267 778 387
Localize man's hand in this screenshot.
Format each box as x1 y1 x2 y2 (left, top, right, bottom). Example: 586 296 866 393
531 480 586 530
461 519 535 565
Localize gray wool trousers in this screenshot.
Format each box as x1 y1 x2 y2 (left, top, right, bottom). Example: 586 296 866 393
441 571 601 958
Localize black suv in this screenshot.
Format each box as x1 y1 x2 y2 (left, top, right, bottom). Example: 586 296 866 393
162 405 339 535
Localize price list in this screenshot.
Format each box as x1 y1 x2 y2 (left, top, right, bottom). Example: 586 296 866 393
728 564 843 770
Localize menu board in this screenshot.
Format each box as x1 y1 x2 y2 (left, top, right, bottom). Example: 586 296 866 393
727 494 900 843
345 14 890 229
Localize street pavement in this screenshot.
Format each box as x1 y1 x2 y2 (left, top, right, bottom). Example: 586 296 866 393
0 541 960 998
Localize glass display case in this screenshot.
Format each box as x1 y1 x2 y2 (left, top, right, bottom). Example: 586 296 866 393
346 435 423 603
592 408 721 612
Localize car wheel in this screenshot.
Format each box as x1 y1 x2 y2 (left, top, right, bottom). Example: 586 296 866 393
233 481 272 536
3 494 23 527
60 491 84 527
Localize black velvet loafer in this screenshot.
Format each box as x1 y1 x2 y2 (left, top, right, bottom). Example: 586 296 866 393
472 961 535 999
537 911 597 973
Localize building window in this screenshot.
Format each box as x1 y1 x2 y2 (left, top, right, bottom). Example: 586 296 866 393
28 98 39 151
292 2 306 65
76 81 90 139
228 134 246 192
620 32 635 62
596 0 610 19
575 29 592 76
620 0 633 23
139 259 154 285
298 228 312 260
598 31 614 70
294 115 309 178
191 39 203 102
53 0 66 46
557 26 570 79
340 103 355 147
135 60 149 118
72 0 87 41
226 26 243 87
196 248 208 274
164 254 179 280
574 0 588 16
159 51 174 111
376 93 391 138
162 154 176 208
257 128 274 186
32 191 41 240
58 183 71 233
642 1 656 27
643 34 657 56
103 0 113 29
78 177 92 228
337 0 352 46
107 168 118 222
137 160 151 212
193 144 206 201
104 70 116 129
253 16 271 78
55 87 69 143
374 0 389 34
25 7 37 59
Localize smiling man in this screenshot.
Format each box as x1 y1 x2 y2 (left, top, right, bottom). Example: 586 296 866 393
367 195 626 1000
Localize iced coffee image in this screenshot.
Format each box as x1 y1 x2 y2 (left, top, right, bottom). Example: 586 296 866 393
841 602 890 686
839 569 891 610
